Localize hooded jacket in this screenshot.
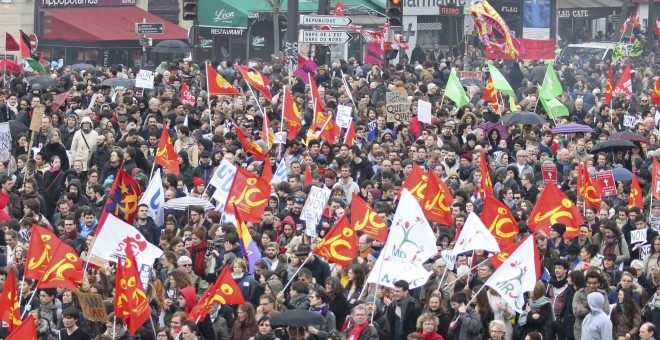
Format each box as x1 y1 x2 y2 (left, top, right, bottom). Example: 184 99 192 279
178 150 194 188
581 292 612 340
67 179 91 207
179 286 197 315
70 116 98 170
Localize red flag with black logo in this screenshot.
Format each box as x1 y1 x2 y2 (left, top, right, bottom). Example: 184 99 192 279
154 128 180 175
422 170 454 226
350 193 388 242
527 185 584 239
5 33 19 52
19 30 31 60
224 167 271 222
114 247 150 335
481 194 519 249
313 214 358 267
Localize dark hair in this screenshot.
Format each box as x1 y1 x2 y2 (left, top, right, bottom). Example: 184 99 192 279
450 292 468 304
394 280 409 292
554 259 570 271
312 289 330 304
526 332 543 340
62 307 80 320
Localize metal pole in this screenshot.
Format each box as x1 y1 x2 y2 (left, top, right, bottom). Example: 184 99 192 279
285 0 299 73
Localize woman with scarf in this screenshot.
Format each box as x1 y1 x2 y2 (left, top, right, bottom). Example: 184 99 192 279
188 227 209 278
593 223 630 266
100 149 122 183
487 288 515 340
422 292 449 339
518 281 553 339
41 155 66 219
248 316 279 340
307 289 336 339
324 277 350 330
611 287 641 340
415 313 444 340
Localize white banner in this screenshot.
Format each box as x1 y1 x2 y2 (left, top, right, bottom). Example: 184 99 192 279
300 186 331 236
631 228 647 244
417 100 432 124
138 168 165 226
335 105 353 128
0 123 11 162
272 159 288 184
135 70 155 89
210 159 237 212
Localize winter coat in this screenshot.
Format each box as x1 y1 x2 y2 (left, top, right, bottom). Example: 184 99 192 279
70 125 98 170
342 322 380 340
581 292 613 340
610 303 641 338
573 288 610 340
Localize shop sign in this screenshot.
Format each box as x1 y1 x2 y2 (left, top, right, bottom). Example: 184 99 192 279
40 0 135 7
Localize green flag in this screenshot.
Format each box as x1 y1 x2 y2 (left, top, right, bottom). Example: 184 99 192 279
539 62 562 100
487 65 515 96
630 39 643 57
612 44 623 62
23 58 46 74
540 97 569 118
445 70 469 108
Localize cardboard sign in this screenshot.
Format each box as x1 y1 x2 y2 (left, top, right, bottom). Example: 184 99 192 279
417 100 432 124
631 228 647 244
135 70 154 89
623 115 637 128
386 91 411 123
458 71 482 79
335 105 353 128
542 164 558 185
594 170 617 196
30 105 45 132
78 293 108 322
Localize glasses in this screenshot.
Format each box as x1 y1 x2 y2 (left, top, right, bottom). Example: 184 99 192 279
294 197 305 204
180 263 192 267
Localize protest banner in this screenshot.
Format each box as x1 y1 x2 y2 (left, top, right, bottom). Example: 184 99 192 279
135 70 154 89
623 115 637 128
485 38 555 60
417 100 432 124
210 159 237 212
0 123 11 162
631 229 647 244
594 170 616 196
78 293 108 322
364 42 384 66
542 164 558 186
301 186 331 236
335 105 353 128
386 91 411 123
458 71 482 79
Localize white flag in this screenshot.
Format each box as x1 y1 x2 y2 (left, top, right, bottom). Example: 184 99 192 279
484 235 538 313
366 189 436 288
88 214 163 289
138 168 165 226
272 159 288 184
450 212 501 255
210 159 237 211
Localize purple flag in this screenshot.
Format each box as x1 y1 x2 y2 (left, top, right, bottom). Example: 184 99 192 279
293 60 319 84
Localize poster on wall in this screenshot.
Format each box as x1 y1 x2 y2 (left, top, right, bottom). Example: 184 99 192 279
523 0 551 39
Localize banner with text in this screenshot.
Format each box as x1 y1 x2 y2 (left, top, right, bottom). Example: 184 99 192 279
485 38 555 60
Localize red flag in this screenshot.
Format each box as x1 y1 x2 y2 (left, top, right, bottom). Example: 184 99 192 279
488 235 541 279
481 195 519 249
6 314 36 340
422 170 454 226
350 193 388 242
262 157 273 183
0 268 21 331
344 121 356 146
655 18 660 37
652 158 660 200
206 63 240 96
154 129 180 175
114 247 150 335
36 239 83 291
613 63 632 98
180 82 195 106
19 30 30 60
297 54 307 67
24 225 60 281
224 167 272 222
235 126 267 161
262 113 275 150
97 165 142 235
577 162 602 210
237 65 272 100
304 166 313 186
527 185 584 239
399 163 428 204
629 173 643 209
313 214 358 267
478 150 494 199
188 266 246 322
311 111 341 143
283 86 302 140
333 2 346 16
309 76 325 116
5 33 19 52
651 76 660 106
605 65 614 106
481 77 500 113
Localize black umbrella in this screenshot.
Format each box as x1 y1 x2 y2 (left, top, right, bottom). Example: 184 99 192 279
152 40 190 54
71 63 94 72
500 111 547 125
610 131 649 144
27 75 57 88
460 78 484 86
271 310 326 327
589 139 636 153
100 78 136 88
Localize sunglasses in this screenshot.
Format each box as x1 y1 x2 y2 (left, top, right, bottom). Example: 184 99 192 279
180 263 192 267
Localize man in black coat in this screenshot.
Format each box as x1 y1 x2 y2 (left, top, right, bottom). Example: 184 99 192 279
386 280 422 340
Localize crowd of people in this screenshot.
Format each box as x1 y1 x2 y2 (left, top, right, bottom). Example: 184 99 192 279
0 33 659 340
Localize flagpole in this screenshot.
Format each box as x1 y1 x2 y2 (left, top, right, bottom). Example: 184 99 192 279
435 263 451 292
282 253 313 291
149 316 158 338
466 283 488 306
112 315 117 340
339 69 357 108
149 159 156 181
17 273 25 309
308 73 318 125
440 257 492 292
21 289 37 318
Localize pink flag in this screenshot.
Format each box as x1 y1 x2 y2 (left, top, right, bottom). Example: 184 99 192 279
293 60 319 84
364 42 384 66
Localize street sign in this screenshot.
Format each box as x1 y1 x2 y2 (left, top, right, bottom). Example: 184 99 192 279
135 22 164 34
300 15 353 27
299 30 353 44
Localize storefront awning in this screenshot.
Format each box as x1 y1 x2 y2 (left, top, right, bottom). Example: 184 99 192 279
42 7 188 42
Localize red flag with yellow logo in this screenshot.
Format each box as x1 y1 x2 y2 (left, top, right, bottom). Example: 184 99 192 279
0 268 21 332
398 163 428 203
422 170 454 226
237 65 272 100
114 247 150 336
188 266 246 322
481 77 500 113
629 173 643 209
344 121 356 146
313 214 358 267
481 194 519 249
605 65 614 106
235 126 267 161
36 238 83 291
283 86 302 140
96 165 142 235
24 225 60 281
311 111 341 143
350 193 388 242
154 128 180 175
206 63 241 96
262 113 275 150
224 167 271 222
6 314 35 340
652 77 660 106
527 185 584 239
577 162 602 209
478 150 494 199
487 235 541 279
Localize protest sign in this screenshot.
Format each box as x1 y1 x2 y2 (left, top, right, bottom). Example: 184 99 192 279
386 91 411 123
594 170 616 196
274 131 287 144
623 115 637 128
335 105 353 128
542 164 558 186
417 100 432 124
210 159 237 212
293 60 319 84
78 293 108 322
0 123 11 162
135 70 154 89
458 71 482 79
364 42 384 66
631 229 647 244
301 186 331 236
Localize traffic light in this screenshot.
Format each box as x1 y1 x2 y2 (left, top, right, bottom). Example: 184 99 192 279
183 0 197 20
387 0 403 27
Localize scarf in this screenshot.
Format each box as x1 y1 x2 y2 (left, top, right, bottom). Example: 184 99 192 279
254 332 277 340
549 277 568 288
348 322 369 340
310 303 329 316
65 228 78 240
519 296 555 325
232 272 245 280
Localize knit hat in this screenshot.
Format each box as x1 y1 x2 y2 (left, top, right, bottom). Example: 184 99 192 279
103 175 115 188
266 280 284 296
193 177 205 187
466 133 477 142
460 154 472 162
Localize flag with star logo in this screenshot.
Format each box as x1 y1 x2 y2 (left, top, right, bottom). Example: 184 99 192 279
96 165 141 235
154 128 180 175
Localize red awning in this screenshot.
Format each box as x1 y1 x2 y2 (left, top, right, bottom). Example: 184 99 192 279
42 7 187 42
